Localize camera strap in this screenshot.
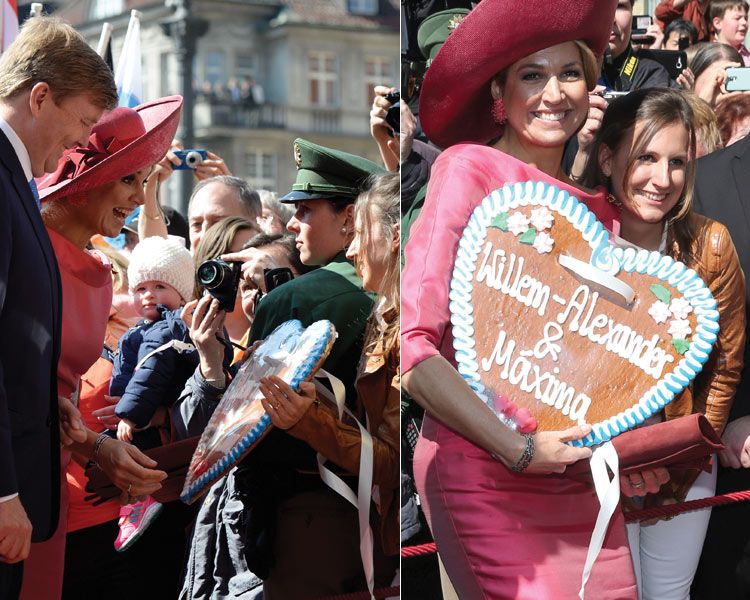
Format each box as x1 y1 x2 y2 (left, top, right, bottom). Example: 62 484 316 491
134 339 196 372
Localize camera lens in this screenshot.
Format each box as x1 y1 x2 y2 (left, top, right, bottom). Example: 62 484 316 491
185 151 203 168
198 261 223 288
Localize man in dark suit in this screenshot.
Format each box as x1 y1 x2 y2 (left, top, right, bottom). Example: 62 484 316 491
692 132 750 599
0 17 119 597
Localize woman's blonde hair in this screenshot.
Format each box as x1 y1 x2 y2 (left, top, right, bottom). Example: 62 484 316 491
353 172 400 361
98 246 130 293
684 93 723 155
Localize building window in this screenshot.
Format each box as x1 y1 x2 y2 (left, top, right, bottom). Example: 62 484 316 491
235 53 258 79
246 151 277 190
204 51 227 86
89 0 124 20
308 52 338 107
365 56 394 105
349 0 378 15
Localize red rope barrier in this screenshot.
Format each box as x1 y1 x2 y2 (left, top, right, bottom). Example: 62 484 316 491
401 489 750 558
401 541 437 558
624 489 750 522
314 586 400 599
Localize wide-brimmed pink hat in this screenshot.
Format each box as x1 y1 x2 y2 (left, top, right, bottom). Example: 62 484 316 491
38 95 183 202
419 0 618 149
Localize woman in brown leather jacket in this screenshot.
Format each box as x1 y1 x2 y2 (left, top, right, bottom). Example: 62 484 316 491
581 87 746 600
259 171 401 562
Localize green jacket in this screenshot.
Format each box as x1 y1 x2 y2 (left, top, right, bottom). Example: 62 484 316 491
247 252 374 469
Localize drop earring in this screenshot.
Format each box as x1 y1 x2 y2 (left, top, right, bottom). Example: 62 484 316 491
491 98 507 126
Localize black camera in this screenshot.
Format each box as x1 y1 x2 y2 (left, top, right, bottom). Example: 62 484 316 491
385 90 400 134
255 267 294 304
197 259 241 312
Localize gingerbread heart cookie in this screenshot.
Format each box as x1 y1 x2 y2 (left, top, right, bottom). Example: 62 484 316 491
450 181 719 447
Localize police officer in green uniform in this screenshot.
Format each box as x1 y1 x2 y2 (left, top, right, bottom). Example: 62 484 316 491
236 138 390 598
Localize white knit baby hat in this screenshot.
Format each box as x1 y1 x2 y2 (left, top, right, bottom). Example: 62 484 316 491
127 236 195 302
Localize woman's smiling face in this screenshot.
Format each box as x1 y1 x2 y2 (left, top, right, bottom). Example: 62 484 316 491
494 41 590 149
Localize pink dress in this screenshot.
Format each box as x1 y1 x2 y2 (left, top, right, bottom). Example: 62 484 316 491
402 143 637 599
20 227 112 600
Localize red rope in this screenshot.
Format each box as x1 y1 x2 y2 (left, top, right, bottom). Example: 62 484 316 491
401 490 750 558
401 541 437 558
314 586 400 599
624 489 750 522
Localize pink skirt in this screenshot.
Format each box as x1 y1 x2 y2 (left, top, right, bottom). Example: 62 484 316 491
413 414 637 600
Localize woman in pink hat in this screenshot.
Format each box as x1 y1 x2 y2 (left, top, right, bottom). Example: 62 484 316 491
402 0 646 597
18 96 183 600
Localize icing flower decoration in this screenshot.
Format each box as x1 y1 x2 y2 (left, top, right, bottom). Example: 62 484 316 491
669 297 693 320
532 231 554 254
493 394 538 434
529 207 554 231
507 211 530 235
648 300 671 324
514 407 538 434
668 319 692 339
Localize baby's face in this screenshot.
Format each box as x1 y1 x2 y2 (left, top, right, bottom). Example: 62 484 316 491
132 280 183 320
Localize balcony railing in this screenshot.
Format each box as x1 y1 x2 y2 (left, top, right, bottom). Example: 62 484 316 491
195 100 287 130
194 99 366 136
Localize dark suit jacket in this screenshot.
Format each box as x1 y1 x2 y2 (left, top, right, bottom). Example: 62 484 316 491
693 134 750 424
0 129 62 542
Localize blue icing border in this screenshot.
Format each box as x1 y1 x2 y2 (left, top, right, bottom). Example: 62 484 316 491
449 181 721 448
180 319 336 503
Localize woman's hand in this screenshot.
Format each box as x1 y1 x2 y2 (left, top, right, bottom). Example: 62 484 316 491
523 425 594 474
620 468 670 498
95 437 167 501
91 395 122 430
676 67 695 91
258 376 317 430
697 62 740 107
183 297 227 381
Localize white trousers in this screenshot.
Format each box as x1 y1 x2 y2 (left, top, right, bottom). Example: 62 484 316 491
626 458 718 600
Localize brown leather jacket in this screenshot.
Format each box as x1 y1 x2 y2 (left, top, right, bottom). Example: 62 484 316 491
663 213 746 500
287 346 400 556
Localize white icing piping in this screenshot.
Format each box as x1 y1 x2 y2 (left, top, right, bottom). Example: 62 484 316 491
558 254 636 305
449 181 721 447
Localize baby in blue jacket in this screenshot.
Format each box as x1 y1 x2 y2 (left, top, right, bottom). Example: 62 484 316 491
110 235 196 551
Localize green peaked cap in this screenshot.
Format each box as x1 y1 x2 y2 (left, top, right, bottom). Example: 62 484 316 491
418 8 471 65
280 138 386 203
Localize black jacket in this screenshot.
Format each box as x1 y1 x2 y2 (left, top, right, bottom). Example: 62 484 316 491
0 129 62 542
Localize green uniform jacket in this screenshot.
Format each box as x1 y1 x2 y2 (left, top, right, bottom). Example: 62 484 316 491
246 252 374 470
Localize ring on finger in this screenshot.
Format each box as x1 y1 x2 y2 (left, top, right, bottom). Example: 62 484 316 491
631 479 645 489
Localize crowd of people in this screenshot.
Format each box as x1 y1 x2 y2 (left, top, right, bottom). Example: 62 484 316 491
10 0 750 599
399 0 750 599
0 13 401 600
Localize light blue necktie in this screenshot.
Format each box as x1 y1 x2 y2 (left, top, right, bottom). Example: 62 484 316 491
29 178 40 210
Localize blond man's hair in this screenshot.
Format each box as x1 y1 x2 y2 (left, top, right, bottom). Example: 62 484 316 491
0 17 117 109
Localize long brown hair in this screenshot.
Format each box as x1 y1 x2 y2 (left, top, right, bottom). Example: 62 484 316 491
192 216 258 299
353 172 400 362
580 88 699 266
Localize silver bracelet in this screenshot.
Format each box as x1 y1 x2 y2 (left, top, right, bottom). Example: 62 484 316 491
92 432 110 467
510 433 535 473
